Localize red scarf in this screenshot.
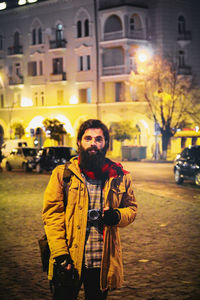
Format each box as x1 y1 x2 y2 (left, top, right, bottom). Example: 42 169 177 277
79 157 129 180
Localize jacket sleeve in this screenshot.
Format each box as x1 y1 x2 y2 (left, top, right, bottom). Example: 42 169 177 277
117 173 137 227
42 165 69 258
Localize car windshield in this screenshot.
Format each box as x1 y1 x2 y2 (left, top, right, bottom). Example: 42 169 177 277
191 148 200 160
53 147 74 158
22 148 37 157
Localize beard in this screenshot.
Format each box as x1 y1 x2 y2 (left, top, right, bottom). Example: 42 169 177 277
78 144 106 174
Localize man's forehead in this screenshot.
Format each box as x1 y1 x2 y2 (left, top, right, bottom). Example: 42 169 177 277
83 128 104 137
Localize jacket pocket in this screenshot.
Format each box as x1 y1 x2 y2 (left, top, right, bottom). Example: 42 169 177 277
110 187 126 207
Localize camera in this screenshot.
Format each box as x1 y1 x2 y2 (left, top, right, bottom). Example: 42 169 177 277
88 209 101 221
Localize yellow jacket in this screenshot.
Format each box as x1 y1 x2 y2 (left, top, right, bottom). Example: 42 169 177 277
42 157 137 290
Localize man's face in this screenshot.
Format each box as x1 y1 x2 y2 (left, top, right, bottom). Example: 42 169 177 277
78 128 107 171
78 128 106 153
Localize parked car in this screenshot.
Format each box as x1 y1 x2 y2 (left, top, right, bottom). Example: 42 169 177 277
2 139 28 157
174 145 200 186
35 146 78 173
5 147 38 172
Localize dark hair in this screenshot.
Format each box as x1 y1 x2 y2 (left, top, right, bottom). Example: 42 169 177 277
77 119 110 150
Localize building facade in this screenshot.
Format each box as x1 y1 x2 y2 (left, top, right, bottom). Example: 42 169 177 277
0 0 199 158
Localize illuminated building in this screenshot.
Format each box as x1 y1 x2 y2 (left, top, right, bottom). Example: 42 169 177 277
0 0 199 158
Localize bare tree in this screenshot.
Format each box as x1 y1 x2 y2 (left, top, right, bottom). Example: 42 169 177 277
129 55 200 159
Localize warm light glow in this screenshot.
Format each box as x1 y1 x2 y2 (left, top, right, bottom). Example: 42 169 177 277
138 53 148 63
27 0 38 3
136 47 153 63
21 97 33 107
69 95 78 105
54 114 74 137
18 0 26 5
0 75 4 88
26 116 45 133
0 2 6 10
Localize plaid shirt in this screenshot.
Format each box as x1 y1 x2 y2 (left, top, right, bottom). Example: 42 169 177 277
83 175 104 268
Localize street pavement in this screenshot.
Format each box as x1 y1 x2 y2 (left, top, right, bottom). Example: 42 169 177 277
0 170 200 300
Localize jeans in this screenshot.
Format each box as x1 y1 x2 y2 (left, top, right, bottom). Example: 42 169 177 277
52 267 108 300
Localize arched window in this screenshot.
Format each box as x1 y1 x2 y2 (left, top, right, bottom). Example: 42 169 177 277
38 27 42 44
56 24 63 41
77 20 82 38
104 15 122 33
14 31 20 47
178 16 186 34
84 19 89 36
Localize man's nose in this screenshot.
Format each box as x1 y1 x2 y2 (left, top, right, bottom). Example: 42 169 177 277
90 138 97 146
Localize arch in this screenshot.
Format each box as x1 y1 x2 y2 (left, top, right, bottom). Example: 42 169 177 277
104 15 122 33
30 18 43 45
74 7 90 24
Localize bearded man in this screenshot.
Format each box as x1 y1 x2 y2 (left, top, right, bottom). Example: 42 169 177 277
42 119 137 300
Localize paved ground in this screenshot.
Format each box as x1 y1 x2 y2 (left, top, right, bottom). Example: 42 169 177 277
0 170 200 300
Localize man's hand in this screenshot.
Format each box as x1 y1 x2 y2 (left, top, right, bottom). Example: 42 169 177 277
102 207 121 226
53 255 75 287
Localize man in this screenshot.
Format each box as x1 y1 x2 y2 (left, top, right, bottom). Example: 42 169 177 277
42 119 137 300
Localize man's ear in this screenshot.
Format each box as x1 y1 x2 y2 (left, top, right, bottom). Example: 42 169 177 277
77 140 81 147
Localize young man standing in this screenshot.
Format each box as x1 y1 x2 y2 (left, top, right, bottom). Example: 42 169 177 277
43 119 137 300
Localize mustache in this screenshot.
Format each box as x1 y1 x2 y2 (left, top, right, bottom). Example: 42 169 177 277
86 146 99 152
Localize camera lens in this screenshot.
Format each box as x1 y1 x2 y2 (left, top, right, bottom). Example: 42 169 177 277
88 209 100 221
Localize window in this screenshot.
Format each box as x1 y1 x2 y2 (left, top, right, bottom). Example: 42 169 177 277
78 55 91 71
15 63 21 77
178 50 185 67
32 28 36 45
0 35 3 50
57 90 64 105
28 61 37 76
34 92 38 106
84 19 89 36
41 91 44 106
77 20 82 38
87 55 90 70
115 82 124 102
130 17 134 31
14 31 20 47
79 56 83 71
53 57 63 74
178 16 186 34
79 88 91 103
38 27 42 44
0 94 4 108
39 61 43 75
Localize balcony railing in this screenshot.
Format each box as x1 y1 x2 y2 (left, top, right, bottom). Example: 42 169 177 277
8 45 23 55
9 75 24 85
49 39 67 49
49 72 66 81
102 65 125 76
128 29 146 40
178 66 192 76
177 31 191 41
104 30 123 41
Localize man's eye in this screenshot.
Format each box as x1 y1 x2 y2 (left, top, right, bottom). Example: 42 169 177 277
85 136 92 141
95 137 103 142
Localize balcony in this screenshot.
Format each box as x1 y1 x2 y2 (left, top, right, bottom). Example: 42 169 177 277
178 66 192 76
177 31 191 47
7 45 23 56
8 74 24 86
49 72 66 82
102 65 126 76
49 39 67 50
